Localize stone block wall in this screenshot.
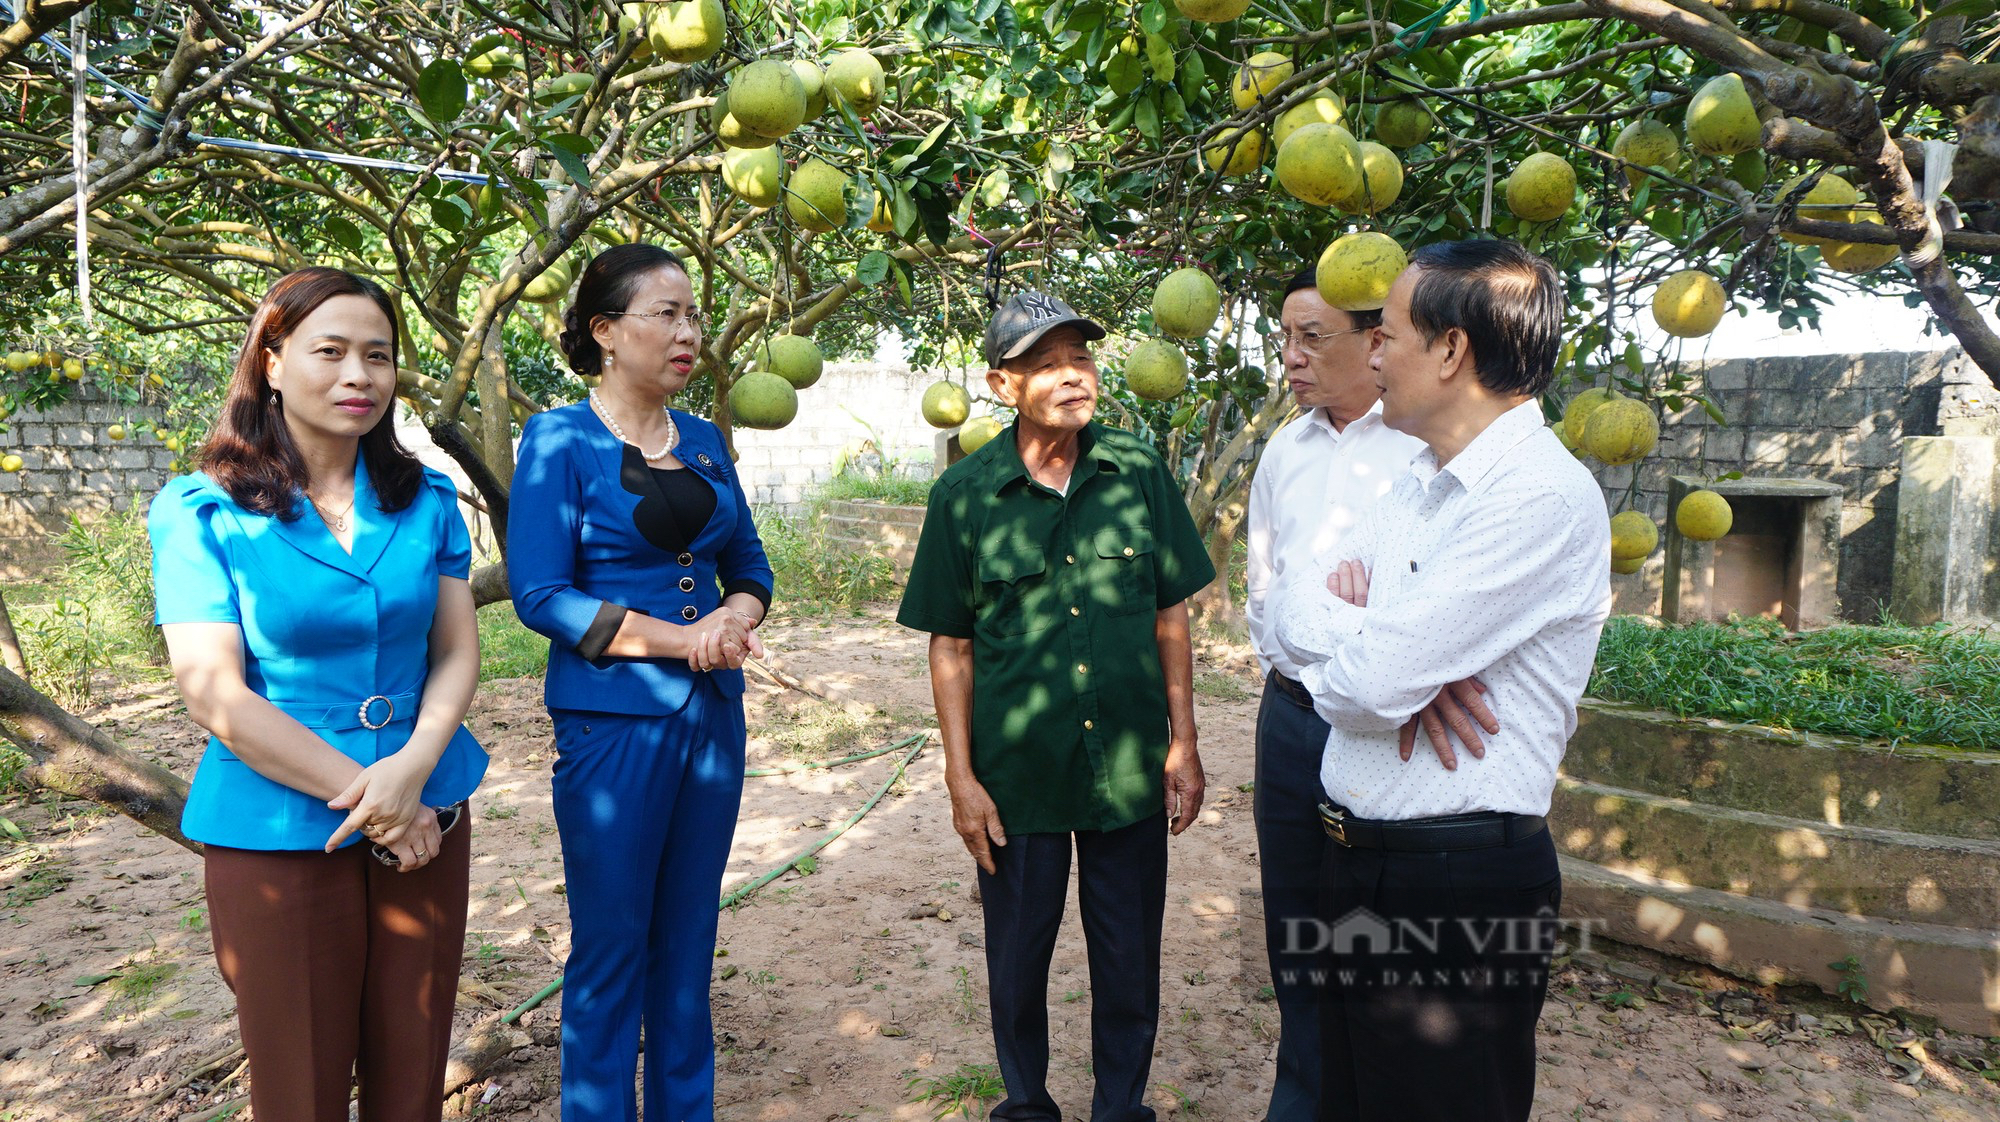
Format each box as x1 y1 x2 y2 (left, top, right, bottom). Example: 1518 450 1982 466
731 361 955 507
1595 348 1993 623
0 385 173 580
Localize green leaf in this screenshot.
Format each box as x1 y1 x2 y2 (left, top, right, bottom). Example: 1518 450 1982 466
73 972 120 988
1106 50 1144 95
429 195 470 234
1144 33 1176 83
1135 92 1160 140
417 58 468 124
856 250 892 285
1139 0 1170 34
0 815 22 842
324 216 363 254
1160 85 1187 123
979 168 1012 208
541 133 595 186
891 257 915 308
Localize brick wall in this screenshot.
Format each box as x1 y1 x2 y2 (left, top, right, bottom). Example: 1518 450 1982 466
0 384 173 579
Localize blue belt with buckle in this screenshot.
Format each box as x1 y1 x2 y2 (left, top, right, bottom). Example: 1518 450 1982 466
272 690 421 732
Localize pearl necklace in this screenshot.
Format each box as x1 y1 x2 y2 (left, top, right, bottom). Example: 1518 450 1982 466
590 389 679 461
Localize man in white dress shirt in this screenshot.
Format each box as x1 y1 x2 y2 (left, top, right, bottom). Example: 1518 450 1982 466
1275 239 1611 1122
1244 268 1422 1122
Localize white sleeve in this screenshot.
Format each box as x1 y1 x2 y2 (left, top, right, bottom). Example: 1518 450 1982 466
1244 446 1278 674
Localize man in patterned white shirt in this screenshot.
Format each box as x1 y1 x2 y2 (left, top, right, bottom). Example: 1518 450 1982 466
1274 239 1611 1122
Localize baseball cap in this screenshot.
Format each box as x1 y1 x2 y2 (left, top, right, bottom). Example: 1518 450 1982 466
983 290 1107 369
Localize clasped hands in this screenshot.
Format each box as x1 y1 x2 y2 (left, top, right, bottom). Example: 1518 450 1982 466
686 607 764 673
1326 559 1500 770
323 750 441 871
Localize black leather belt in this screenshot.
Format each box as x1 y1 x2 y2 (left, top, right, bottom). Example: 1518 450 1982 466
1269 671 1315 709
1319 801 1547 851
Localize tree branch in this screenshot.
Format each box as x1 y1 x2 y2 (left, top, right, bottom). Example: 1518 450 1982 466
0 667 197 852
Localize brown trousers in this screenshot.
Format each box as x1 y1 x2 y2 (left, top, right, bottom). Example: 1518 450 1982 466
204 816 471 1122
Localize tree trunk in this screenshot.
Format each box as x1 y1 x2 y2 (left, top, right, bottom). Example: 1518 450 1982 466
0 666 197 852
0 588 27 681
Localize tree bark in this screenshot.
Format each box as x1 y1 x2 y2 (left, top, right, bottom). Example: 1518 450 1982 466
0 667 197 852
0 589 27 681
0 0 92 69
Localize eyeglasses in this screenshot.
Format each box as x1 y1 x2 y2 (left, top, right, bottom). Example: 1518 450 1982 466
1271 326 1371 355
370 803 463 867
603 308 706 334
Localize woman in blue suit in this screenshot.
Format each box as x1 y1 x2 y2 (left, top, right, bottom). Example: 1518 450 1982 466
507 243 774 1122
149 268 486 1122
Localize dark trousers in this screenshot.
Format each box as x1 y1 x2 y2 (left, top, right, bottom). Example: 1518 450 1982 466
1254 673 1329 1122
1316 827 1562 1122
203 817 472 1122
976 812 1168 1122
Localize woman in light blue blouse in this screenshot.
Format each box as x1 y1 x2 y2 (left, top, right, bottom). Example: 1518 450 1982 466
149 267 485 1122
508 244 772 1122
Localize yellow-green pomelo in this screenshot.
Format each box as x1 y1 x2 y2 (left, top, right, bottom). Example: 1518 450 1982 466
1777 172 1859 246
106 423 127 441
1822 209 1900 274
1612 119 1681 189
1685 73 1760 156
1203 127 1266 176
466 45 522 78
1505 152 1576 222
1561 386 1617 447
710 90 779 150
958 415 1004 454
1331 141 1403 214
730 371 799 429
1152 268 1222 340
1232 52 1293 110
1675 489 1733 541
1125 339 1190 401
1582 396 1659 466
1652 270 1726 337
1273 92 1347 150
1315 231 1406 312
1276 123 1363 208
62 357 83 379
791 60 828 120
646 0 724 64
1611 556 1645 575
922 381 972 428
522 258 574 304
1609 511 1659 561
721 145 784 208
757 334 823 389
535 72 596 103
1373 99 1433 148
866 189 897 233
1728 149 1768 192
826 49 886 115
787 158 848 232
729 60 808 139
0 454 21 473
1174 0 1251 21
3 352 30 372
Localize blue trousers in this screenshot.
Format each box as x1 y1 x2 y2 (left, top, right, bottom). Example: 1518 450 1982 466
1254 673 1330 1122
550 682 746 1122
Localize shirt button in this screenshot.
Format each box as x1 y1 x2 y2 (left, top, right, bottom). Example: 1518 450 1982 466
677 552 694 567
1084 720 1094 731
1076 663 1088 675
1070 606 1080 617
679 576 696 592
1066 554 1076 564
681 605 699 620
1122 546 1134 557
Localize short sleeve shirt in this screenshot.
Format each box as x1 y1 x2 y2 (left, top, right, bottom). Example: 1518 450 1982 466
897 422 1215 834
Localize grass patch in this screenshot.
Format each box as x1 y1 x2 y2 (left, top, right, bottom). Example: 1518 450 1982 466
749 698 874 764
820 470 931 507
1589 615 2000 748
477 602 548 681
1193 670 1250 703
906 1063 1005 1120
757 509 897 616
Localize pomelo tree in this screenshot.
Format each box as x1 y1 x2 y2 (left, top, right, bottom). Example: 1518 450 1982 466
1 0 1999 840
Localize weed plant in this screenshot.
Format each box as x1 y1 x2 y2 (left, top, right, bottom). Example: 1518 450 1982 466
1589 616 2000 748
477 603 549 681
757 509 897 615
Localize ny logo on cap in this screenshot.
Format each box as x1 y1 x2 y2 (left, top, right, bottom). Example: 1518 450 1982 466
1015 291 1068 323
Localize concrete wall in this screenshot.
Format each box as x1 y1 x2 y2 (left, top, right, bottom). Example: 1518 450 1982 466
731 361 954 508
0 384 173 580
1592 347 1996 624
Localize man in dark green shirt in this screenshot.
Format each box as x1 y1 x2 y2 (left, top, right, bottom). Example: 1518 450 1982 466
898 289 1215 1122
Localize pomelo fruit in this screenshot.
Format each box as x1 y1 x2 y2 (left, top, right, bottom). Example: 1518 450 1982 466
534 72 596 103
1685 73 1760 156
1505 152 1576 222
1203 127 1266 176
757 334 823 389
522 258 574 303
1331 141 1402 214
106 423 127 441
1612 119 1681 189
1652 270 1726 337
3 352 30 373
922 381 971 428
1611 556 1645 575
1232 52 1293 110
0 455 21 473
791 60 828 120
1315 231 1406 312
730 371 799 429
867 188 897 233
710 89 779 149
721 145 784 208
466 45 521 78
1727 149 1768 192
1822 210 1901 274
1174 0 1251 21
1675 489 1733 541
1273 91 1346 150
1373 99 1433 148
1561 386 1617 447
729 60 808 139
1125 339 1190 401
1276 123 1363 208
826 49 886 115
1581 396 1658 465
647 0 724 64
786 157 848 232
958 415 1004 454
1609 510 1658 560
1777 172 1859 246
1152 268 1222 340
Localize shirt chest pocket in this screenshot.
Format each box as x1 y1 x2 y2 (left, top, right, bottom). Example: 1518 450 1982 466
1094 526 1156 615
976 549 1056 637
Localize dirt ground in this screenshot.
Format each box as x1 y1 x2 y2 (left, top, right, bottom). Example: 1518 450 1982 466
2 606 1997 1122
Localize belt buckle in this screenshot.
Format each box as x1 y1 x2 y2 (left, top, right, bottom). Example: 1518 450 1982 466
357 694 394 730
1320 803 1350 847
